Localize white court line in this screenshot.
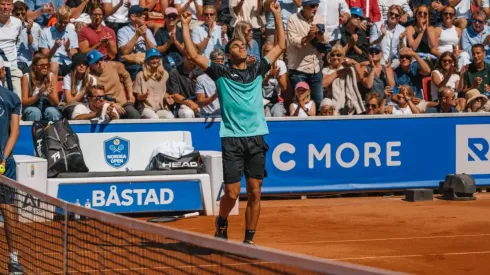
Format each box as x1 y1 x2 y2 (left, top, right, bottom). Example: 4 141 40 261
35 233 490 257
333 251 490 261
276 233 490 245
29 261 275 274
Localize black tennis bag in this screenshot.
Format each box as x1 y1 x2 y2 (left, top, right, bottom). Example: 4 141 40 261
146 150 203 172
32 119 89 178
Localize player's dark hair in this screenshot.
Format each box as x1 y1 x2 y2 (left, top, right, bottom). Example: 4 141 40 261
224 38 243 54
472 43 485 53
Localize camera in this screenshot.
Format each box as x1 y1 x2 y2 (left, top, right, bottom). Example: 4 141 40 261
316 24 325 35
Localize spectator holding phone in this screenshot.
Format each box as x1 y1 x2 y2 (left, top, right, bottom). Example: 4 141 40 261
340 7 369 63
287 0 329 113
381 85 420 114
233 21 260 65
118 5 158 80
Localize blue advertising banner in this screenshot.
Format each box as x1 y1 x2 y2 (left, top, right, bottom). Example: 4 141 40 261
57 181 203 213
15 115 490 194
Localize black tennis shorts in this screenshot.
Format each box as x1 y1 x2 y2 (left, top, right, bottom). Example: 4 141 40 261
221 135 269 184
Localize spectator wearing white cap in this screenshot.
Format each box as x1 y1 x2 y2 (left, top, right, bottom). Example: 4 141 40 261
289 81 316 117
191 5 228 58
317 0 350 44
155 7 186 71
287 0 329 113
117 5 157 80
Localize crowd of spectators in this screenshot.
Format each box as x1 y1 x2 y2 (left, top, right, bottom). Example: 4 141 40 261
1 0 490 121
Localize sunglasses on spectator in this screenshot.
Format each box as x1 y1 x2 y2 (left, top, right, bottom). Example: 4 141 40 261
443 96 456 100
166 15 177 20
369 49 381 55
365 103 377 109
443 12 455 17
35 64 49 69
351 14 361 20
13 11 26 16
309 3 319 8
442 59 453 63
204 13 215 17
89 95 107 101
330 53 343 57
417 11 428 16
389 12 400 18
473 19 485 25
400 55 411 60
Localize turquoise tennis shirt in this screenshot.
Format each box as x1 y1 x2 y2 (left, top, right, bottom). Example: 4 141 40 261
205 58 271 138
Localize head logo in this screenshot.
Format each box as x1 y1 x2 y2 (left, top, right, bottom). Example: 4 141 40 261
104 137 130 169
456 125 490 174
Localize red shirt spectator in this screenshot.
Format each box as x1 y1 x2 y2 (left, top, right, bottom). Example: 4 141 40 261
77 6 118 60
345 0 381 23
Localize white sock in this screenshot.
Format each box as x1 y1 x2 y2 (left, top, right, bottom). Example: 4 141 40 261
9 252 18 264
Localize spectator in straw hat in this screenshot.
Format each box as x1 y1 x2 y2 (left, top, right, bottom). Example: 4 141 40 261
464 89 488 113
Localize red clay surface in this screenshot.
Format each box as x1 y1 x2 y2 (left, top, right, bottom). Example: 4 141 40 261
161 193 490 275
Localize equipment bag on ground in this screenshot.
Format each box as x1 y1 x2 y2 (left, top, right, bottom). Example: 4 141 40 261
146 141 203 172
31 119 89 177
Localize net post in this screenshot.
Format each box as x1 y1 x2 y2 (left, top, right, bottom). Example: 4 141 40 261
63 203 69 274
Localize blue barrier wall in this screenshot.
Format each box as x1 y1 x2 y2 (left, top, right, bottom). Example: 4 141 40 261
15 115 490 194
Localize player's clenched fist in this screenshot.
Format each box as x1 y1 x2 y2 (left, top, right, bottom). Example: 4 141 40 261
181 11 192 25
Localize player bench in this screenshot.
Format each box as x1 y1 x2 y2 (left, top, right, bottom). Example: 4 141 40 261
14 131 238 220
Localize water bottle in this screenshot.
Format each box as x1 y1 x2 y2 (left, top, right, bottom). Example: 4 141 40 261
84 199 91 209
74 199 81 220
167 56 176 69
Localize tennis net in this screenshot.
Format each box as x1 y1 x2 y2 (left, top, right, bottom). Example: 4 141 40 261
0 175 405 275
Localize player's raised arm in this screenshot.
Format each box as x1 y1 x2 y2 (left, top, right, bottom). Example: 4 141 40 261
181 11 209 71
265 1 286 63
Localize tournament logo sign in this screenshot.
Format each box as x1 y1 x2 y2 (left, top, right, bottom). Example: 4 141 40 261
104 137 130 169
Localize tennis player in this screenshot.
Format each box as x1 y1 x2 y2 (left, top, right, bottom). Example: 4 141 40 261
0 76 22 272
182 1 285 244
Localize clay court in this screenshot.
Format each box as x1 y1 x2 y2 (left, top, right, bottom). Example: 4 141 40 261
3 190 490 274
161 192 490 275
